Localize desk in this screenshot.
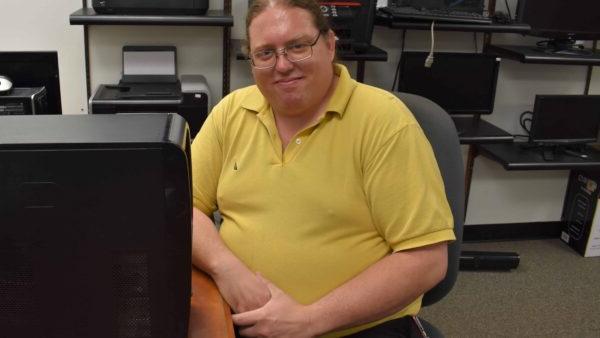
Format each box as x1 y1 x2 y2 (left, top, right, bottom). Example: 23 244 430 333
478 143 600 170
470 142 600 244
486 44 600 66
453 116 514 145
189 269 234 338
452 116 513 216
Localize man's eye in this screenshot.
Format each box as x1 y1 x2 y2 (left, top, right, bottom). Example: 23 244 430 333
288 43 308 52
255 50 274 59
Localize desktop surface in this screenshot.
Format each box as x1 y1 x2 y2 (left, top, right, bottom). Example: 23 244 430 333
479 143 600 170
189 269 234 338
452 116 513 144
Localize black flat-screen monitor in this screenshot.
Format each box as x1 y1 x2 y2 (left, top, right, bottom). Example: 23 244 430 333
517 0 600 41
0 113 191 338
0 52 62 114
530 95 600 145
398 52 500 115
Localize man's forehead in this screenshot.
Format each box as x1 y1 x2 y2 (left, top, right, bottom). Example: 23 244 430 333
248 6 316 45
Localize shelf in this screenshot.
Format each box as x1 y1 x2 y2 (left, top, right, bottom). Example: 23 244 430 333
69 8 233 26
337 45 388 62
486 44 600 66
452 116 514 144
235 44 388 62
478 143 600 170
375 13 530 34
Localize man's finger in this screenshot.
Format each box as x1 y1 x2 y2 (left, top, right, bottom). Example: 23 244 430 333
232 308 262 326
237 324 258 337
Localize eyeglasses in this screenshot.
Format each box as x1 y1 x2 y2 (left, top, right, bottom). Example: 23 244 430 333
250 33 321 69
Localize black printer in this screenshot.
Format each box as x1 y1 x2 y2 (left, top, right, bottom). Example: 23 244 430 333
92 0 208 15
90 46 210 137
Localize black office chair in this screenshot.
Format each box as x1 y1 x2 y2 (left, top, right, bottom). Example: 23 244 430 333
394 92 465 338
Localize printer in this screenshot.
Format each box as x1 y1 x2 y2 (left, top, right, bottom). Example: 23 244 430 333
91 46 211 137
92 0 208 15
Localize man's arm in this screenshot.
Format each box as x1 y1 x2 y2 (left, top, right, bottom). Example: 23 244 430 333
192 208 271 313
233 241 447 337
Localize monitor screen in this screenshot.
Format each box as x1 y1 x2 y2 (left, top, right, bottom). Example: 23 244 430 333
517 0 600 40
0 114 191 338
530 95 600 144
0 52 62 114
398 52 500 115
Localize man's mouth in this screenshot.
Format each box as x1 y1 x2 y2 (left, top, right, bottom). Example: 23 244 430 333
275 76 302 85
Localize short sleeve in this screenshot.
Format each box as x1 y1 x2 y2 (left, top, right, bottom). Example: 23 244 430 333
363 123 455 252
191 103 224 216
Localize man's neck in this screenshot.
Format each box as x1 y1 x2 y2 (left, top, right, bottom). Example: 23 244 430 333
274 75 339 149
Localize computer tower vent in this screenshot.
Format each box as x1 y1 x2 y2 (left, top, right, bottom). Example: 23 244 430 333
114 252 152 338
0 244 36 329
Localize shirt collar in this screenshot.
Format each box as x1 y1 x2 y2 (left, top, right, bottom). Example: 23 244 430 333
240 63 357 117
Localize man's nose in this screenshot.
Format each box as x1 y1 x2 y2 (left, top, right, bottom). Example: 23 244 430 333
274 51 294 72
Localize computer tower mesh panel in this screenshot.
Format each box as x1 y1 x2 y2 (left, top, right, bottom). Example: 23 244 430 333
0 114 191 338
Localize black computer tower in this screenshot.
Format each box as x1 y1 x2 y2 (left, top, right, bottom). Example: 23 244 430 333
0 114 191 338
0 87 48 115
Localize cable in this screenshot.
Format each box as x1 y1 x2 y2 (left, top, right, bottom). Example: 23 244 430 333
519 110 533 136
503 0 512 21
391 29 407 91
424 21 435 68
473 32 478 52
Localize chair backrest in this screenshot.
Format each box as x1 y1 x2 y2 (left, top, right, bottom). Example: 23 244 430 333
394 92 464 306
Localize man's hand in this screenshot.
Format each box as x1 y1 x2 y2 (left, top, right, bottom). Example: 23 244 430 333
192 208 271 313
213 264 272 314
233 275 316 338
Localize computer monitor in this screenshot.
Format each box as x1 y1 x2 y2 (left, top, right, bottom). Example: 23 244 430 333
0 114 191 338
516 0 600 53
398 52 500 115
530 95 600 145
0 52 62 114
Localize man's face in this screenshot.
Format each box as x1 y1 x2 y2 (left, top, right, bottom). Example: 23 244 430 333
248 5 336 115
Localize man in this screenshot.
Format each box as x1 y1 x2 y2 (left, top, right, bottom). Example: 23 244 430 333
190 0 455 336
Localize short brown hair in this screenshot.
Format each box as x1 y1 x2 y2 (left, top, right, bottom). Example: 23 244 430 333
245 0 331 50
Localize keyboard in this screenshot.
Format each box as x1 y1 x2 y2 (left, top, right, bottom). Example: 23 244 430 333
379 6 492 25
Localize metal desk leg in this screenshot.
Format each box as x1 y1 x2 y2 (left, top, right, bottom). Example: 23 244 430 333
356 61 365 83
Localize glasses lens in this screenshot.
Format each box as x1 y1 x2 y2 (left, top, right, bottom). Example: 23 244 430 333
252 50 276 68
286 44 312 62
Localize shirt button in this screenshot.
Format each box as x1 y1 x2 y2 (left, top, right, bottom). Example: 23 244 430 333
295 138 302 145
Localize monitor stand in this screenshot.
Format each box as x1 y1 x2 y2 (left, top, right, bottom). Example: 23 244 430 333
536 38 594 57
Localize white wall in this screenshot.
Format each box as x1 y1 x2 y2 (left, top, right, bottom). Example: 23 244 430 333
0 0 87 114
2 0 599 226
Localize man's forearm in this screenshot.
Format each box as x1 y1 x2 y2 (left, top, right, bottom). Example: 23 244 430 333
192 208 272 313
191 208 240 277
307 242 448 336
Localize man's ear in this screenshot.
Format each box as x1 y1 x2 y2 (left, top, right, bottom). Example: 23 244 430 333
325 29 337 61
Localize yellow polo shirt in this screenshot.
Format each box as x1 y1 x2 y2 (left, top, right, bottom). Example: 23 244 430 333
191 64 454 337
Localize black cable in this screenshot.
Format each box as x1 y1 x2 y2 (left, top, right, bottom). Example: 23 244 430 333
519 110 533 136
503 0 512 21
473 32 478 52
392 29 407 92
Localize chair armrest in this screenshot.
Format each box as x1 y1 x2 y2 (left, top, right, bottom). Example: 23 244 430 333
189 268 235 338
